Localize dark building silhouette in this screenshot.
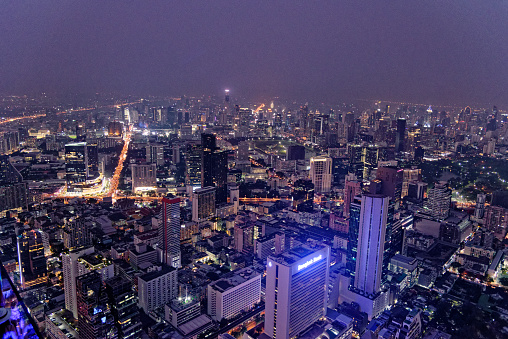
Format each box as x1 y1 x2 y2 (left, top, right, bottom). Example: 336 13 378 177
286 145 305 161
395 118 406 152
105 276 142 339
201 133 228 205
76 271 117 339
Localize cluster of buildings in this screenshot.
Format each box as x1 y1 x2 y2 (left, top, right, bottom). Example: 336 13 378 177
1 93 508 338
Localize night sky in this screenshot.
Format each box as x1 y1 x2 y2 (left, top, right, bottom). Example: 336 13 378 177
1 1 507 106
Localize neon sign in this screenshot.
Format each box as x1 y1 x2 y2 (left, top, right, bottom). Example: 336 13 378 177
297 254 323 271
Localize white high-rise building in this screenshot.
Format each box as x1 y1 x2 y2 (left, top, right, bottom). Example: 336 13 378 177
354 194 389 295
207 266 261 321
138 264 178 313
158 197 181 268
265 244 330 339
309 155 332 193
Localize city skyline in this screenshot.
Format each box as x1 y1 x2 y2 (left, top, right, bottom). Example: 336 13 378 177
1 1 508 107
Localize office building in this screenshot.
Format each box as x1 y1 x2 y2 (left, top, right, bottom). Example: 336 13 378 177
76 271 116 339
138 265 178 313
65 142 89 193
309 155 332 194
185 143 202 187
158 197 181 268
63 247 114 319
354 194 389 295
344 174 361 218
192 186 216 222
265 244 330 339
201 133 228 205
63 216 93 250
105 275 142 339
18 229 48 289
395 118 406 153
0 182 28 215
424 182 451 220
131 163 156 191
146 143 165 166
346 196 362 284
207 266 261 321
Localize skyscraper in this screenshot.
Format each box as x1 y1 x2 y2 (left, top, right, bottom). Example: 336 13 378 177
18 229 48 289
192 186 216 222
131 163 157 191
158 197 181 268
65 142 89 193
309 155 332 194
201 133 228 205
395 118 406 153
76 271 117 339
354 194 389 295
265 244 330 339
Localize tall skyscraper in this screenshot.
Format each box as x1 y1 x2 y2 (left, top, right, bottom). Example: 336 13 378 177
354 194 389 295
201 133 228 205
192 186 216 222
76 271 117 339
158 197 181 268
346 196 362 283
65 142 89 193
63 216 93 250
395 118 406 153
424 182 451 220
309 155 332 194
265 244 330 339
185 143 202 187
18 229 48 289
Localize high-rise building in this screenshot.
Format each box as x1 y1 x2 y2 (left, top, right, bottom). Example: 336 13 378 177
424 182 451 220
354 195 389 295
344 174 361 218
375 166 403 209
475 194 487 220
131 163 156 191
395 118 406 153
207 266 261 321
201 134 228 205
346 196 362 284
309 155 332 194
105 275 142 339
185 143 202 187
146 143 165 166
138 265 178 313
265 244 330 339
18 229 48 289
192 186 216 222
76 271 117 339
63 217 93 250
63 247 114 319
158 197 181 268
65 142 88 193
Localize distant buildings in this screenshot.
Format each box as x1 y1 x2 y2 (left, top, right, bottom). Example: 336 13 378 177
192 186 216 222
424 182 451 220
131 163 156 191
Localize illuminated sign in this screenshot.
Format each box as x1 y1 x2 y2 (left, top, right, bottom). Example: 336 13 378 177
297 254 323 271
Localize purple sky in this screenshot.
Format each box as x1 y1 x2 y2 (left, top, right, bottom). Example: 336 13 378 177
1 1 507 106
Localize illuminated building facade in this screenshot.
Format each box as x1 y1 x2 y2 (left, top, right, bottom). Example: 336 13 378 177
158 197 181 268
265 244 330 338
